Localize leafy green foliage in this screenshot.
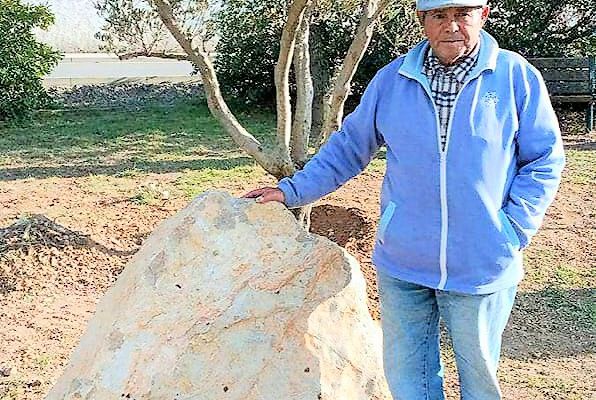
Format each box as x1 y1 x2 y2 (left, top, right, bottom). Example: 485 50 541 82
486 0 596 57
214 0 596 110
214 0 423 107
0 0 61 120
214 0 286 107
94 0 168 54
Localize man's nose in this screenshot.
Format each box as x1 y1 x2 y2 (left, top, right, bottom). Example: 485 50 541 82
445 19 460 32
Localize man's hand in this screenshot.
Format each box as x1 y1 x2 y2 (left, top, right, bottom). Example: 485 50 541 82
242 187 285 204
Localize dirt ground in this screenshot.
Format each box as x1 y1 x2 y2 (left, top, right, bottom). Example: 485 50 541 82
0 130 594 399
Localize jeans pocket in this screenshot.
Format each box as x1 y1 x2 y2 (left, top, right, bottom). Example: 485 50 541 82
377 201 396 244
498 209 520 250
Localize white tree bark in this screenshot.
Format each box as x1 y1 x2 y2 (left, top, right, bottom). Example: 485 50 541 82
290 7 315 167
152 0 295 179
152 0 390 180
318 0 391 147
275 0 313 157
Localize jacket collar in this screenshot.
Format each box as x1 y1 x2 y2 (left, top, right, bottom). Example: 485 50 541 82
399 29 499 82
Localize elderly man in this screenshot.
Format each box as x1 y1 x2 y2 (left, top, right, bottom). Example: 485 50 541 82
244 0 565 398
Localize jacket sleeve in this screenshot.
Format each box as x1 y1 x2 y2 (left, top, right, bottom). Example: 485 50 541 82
278 72 385 208
504 64 565 248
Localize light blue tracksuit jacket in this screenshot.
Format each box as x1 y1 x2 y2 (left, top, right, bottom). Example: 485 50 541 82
278 30 565 294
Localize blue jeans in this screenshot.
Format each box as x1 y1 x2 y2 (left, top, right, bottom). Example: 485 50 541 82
377 269 517 400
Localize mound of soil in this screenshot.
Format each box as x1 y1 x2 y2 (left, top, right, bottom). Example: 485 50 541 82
310 204 380 319
0 215 131 294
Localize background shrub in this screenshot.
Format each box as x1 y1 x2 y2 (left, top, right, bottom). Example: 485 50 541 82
0 0 61 121
215 0 595 112
486 0 596 57
214 0 422 109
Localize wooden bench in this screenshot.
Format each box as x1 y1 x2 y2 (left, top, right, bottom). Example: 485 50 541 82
528 57 595 132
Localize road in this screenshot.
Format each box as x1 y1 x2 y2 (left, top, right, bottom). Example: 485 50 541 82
44 53 197 87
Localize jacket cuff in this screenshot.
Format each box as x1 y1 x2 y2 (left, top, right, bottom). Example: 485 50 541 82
277 178 300 209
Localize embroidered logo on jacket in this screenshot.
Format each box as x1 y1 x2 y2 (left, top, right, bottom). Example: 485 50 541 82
482 91 499 106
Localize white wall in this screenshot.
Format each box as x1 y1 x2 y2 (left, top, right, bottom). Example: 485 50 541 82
44 54 197 87
25 0 104 52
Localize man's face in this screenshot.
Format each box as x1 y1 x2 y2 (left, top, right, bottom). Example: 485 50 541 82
417 6 490 65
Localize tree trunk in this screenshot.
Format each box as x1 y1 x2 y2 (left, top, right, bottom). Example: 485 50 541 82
309 22 333 147
291 204 313 231
290 7 315 168
275 0 313 158
310 91 325 149
152 0 295 180
152 0 389 230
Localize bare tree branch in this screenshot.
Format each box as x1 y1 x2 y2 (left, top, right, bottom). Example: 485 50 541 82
152 0 295 179
318 0 391 147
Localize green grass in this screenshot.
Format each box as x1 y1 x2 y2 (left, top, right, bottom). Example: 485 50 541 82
553 264 582 287
35 354 52 368
0 99 390 196
366 157 387 173
129 182 172 205
565 149 596 185
0 101 276 179
524 374 580 397
542 288 596 329
175 165 267 198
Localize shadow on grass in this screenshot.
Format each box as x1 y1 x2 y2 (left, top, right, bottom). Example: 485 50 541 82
503 288 595 360
0 157 255 181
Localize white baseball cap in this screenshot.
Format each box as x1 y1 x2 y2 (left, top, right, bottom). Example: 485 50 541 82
416 0 488 11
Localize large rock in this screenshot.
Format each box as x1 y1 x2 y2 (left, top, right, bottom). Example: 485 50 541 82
47 191 391 399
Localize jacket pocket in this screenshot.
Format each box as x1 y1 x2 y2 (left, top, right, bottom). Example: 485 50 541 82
498 209 521 250
377 201 396 244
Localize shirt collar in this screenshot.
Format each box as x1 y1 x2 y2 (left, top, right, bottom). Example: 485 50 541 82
423 44 480 83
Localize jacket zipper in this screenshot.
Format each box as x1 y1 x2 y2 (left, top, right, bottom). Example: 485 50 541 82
438 151 448 289
416 82 449 289
437 76 479 289
400 67 484 290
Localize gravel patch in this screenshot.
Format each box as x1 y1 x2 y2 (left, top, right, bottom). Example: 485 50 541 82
47 81 205 110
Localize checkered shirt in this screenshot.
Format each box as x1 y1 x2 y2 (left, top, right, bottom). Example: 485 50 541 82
422 46 479 151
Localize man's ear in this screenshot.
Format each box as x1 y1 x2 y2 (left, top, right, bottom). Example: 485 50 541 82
480 5 490 23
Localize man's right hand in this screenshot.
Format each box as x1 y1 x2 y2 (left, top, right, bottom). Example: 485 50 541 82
242 187 285 204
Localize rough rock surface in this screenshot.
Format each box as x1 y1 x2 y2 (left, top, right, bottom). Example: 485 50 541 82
46 191 391 400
